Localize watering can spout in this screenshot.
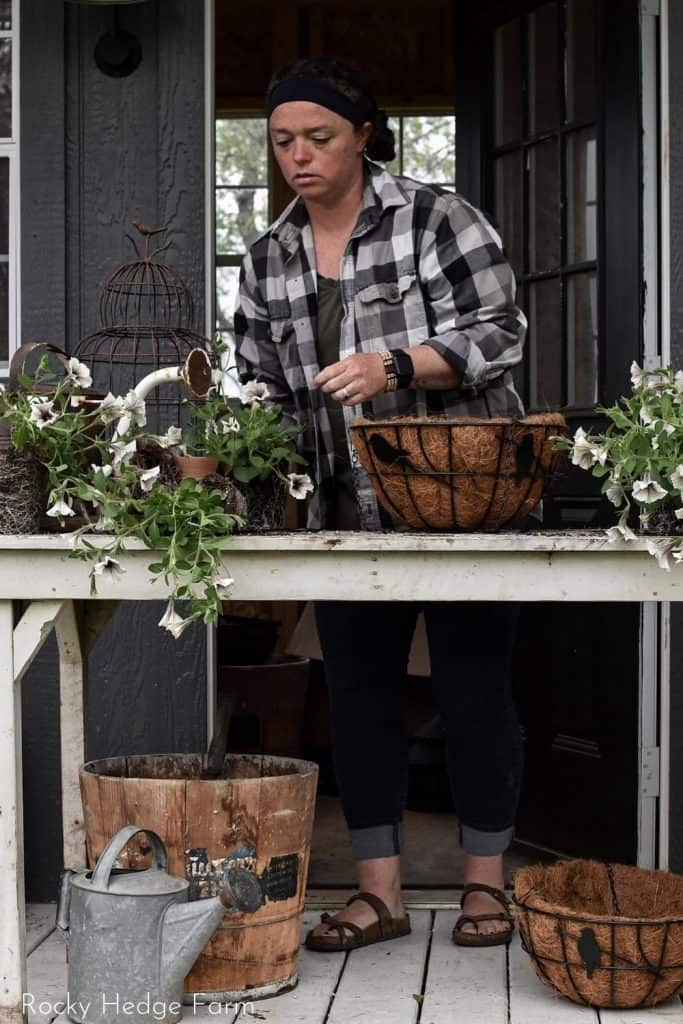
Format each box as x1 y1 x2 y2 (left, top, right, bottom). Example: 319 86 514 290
161 867 263 993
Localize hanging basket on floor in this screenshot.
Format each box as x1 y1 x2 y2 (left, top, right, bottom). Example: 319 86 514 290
513 858 683 1008
349 412 566 530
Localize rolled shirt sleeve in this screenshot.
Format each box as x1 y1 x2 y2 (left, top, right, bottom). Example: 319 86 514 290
418 196 527 392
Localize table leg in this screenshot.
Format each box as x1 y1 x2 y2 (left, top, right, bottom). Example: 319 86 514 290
0 600 27 1024
55 601 86 870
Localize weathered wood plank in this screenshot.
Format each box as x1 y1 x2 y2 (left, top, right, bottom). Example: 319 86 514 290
25 931 66 1024
420 910 507 1023
325 910 430 1024
26 904 56 956
509 930 599 1023
188 912 344 1022
600 999 683 1021
12 602 64 684
0 601 27 1024
54 602 86 870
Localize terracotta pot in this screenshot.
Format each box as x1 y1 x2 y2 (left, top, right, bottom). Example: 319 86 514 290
173 454 218 481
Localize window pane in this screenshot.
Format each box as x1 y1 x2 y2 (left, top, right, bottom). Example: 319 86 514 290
401 116 455 184
512 283 529 407
566 0 597 123
0 2 11 30
216 118 268 187
0 40 11 138
567 271 598 406
0 157 7 252
528 139 560 272
384 116 400 175
0 262 7 363
216 188 268 252
494 18 522 146
216 266 241 333
566 127 597 264
494 152 524 276
528 277 562 409
528 3 560 136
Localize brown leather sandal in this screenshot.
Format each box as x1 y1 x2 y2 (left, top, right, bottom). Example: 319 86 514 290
305 891 411 952
452 883 515 947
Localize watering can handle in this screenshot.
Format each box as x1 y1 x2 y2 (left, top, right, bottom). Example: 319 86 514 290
8 341 70 394
90 826 169 891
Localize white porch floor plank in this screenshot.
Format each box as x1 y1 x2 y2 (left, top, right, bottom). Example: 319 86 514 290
25 931 66 1023
324 909 430 1024
26 904 56 955
419 910 507 1023
509 930 601 1023
600 999 683 1022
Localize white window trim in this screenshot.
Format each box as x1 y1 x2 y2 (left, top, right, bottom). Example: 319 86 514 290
0 0 20 378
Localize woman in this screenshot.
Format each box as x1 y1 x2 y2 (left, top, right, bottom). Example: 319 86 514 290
235 57 526 951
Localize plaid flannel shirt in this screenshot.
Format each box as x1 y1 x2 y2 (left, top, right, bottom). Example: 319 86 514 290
235 159 527 530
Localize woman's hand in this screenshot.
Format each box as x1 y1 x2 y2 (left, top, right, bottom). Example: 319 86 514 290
314 352 387 405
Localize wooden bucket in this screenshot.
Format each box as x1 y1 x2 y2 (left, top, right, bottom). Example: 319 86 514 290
80 753 319 1002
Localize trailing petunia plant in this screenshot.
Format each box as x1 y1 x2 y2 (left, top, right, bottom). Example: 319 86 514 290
553 361 683 569
2 358 315 636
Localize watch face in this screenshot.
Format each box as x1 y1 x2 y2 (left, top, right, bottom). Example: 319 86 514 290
393 349 414 387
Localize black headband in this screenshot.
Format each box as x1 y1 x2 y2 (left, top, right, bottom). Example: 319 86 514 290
267 75 374 127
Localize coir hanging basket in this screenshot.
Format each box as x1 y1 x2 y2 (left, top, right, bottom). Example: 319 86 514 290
349 412 565 530
513 859 683 1008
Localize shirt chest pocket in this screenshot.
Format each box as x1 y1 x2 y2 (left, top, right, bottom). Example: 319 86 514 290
354 272 425 342
269 315 308 390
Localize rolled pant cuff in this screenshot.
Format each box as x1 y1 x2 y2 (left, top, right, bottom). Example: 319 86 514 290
349 822 403 859
460 823 514 856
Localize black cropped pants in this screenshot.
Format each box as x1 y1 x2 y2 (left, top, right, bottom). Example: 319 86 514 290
313 600 523 859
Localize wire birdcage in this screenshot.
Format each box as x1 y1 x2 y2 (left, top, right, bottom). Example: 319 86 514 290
513 859 683 1009
349 413 566 531
73 221 212 434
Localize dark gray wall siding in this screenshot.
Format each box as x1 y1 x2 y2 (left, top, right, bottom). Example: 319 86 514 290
21 0 208 901
668 0 683 873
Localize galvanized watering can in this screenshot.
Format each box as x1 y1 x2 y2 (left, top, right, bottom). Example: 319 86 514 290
57 826 264 1024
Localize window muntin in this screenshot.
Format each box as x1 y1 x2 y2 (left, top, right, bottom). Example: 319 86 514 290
0 0 18 373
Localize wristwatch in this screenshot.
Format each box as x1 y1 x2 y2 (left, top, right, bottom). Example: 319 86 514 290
391 349 414 390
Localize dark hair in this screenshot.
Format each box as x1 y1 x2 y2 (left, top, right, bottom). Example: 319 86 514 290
267 57 396 163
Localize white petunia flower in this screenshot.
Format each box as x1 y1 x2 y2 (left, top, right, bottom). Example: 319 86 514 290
632 473 668 504
606 483 626 507
646 539 677 572
240 380 270 404
631 361 645 386
287 473 314 500
592 444 609 466
664 423 676 436
675 508 683 520
109 438 137 468
164 425 183 446
158 600 194 639
640 406 654 427
671 465 683 491
570 427 596 470
46 498 75 518
221 416 240 434
98 392 127 425
140 465 161 493
91 463 113 479
28 397 58 429
606 510 637 543
92 556 125 581
213 574 235 598
65 357 93 390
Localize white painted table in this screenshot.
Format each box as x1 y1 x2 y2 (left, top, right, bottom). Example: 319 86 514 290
0 529 680 1024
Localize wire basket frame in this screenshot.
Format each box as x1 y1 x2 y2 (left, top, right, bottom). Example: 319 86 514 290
513 860 683 1009
350 413 565 530
73 221 211 434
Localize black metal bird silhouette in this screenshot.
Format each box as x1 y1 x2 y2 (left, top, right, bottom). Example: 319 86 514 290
515 431 536 481
369 433 412 466
577 926 602 979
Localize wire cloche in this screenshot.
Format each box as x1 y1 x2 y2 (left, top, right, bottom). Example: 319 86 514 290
73 221 212 434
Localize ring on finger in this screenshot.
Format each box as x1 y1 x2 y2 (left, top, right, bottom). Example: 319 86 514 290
341 386 351 400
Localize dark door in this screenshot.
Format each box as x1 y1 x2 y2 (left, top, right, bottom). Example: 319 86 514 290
455 0 643 861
